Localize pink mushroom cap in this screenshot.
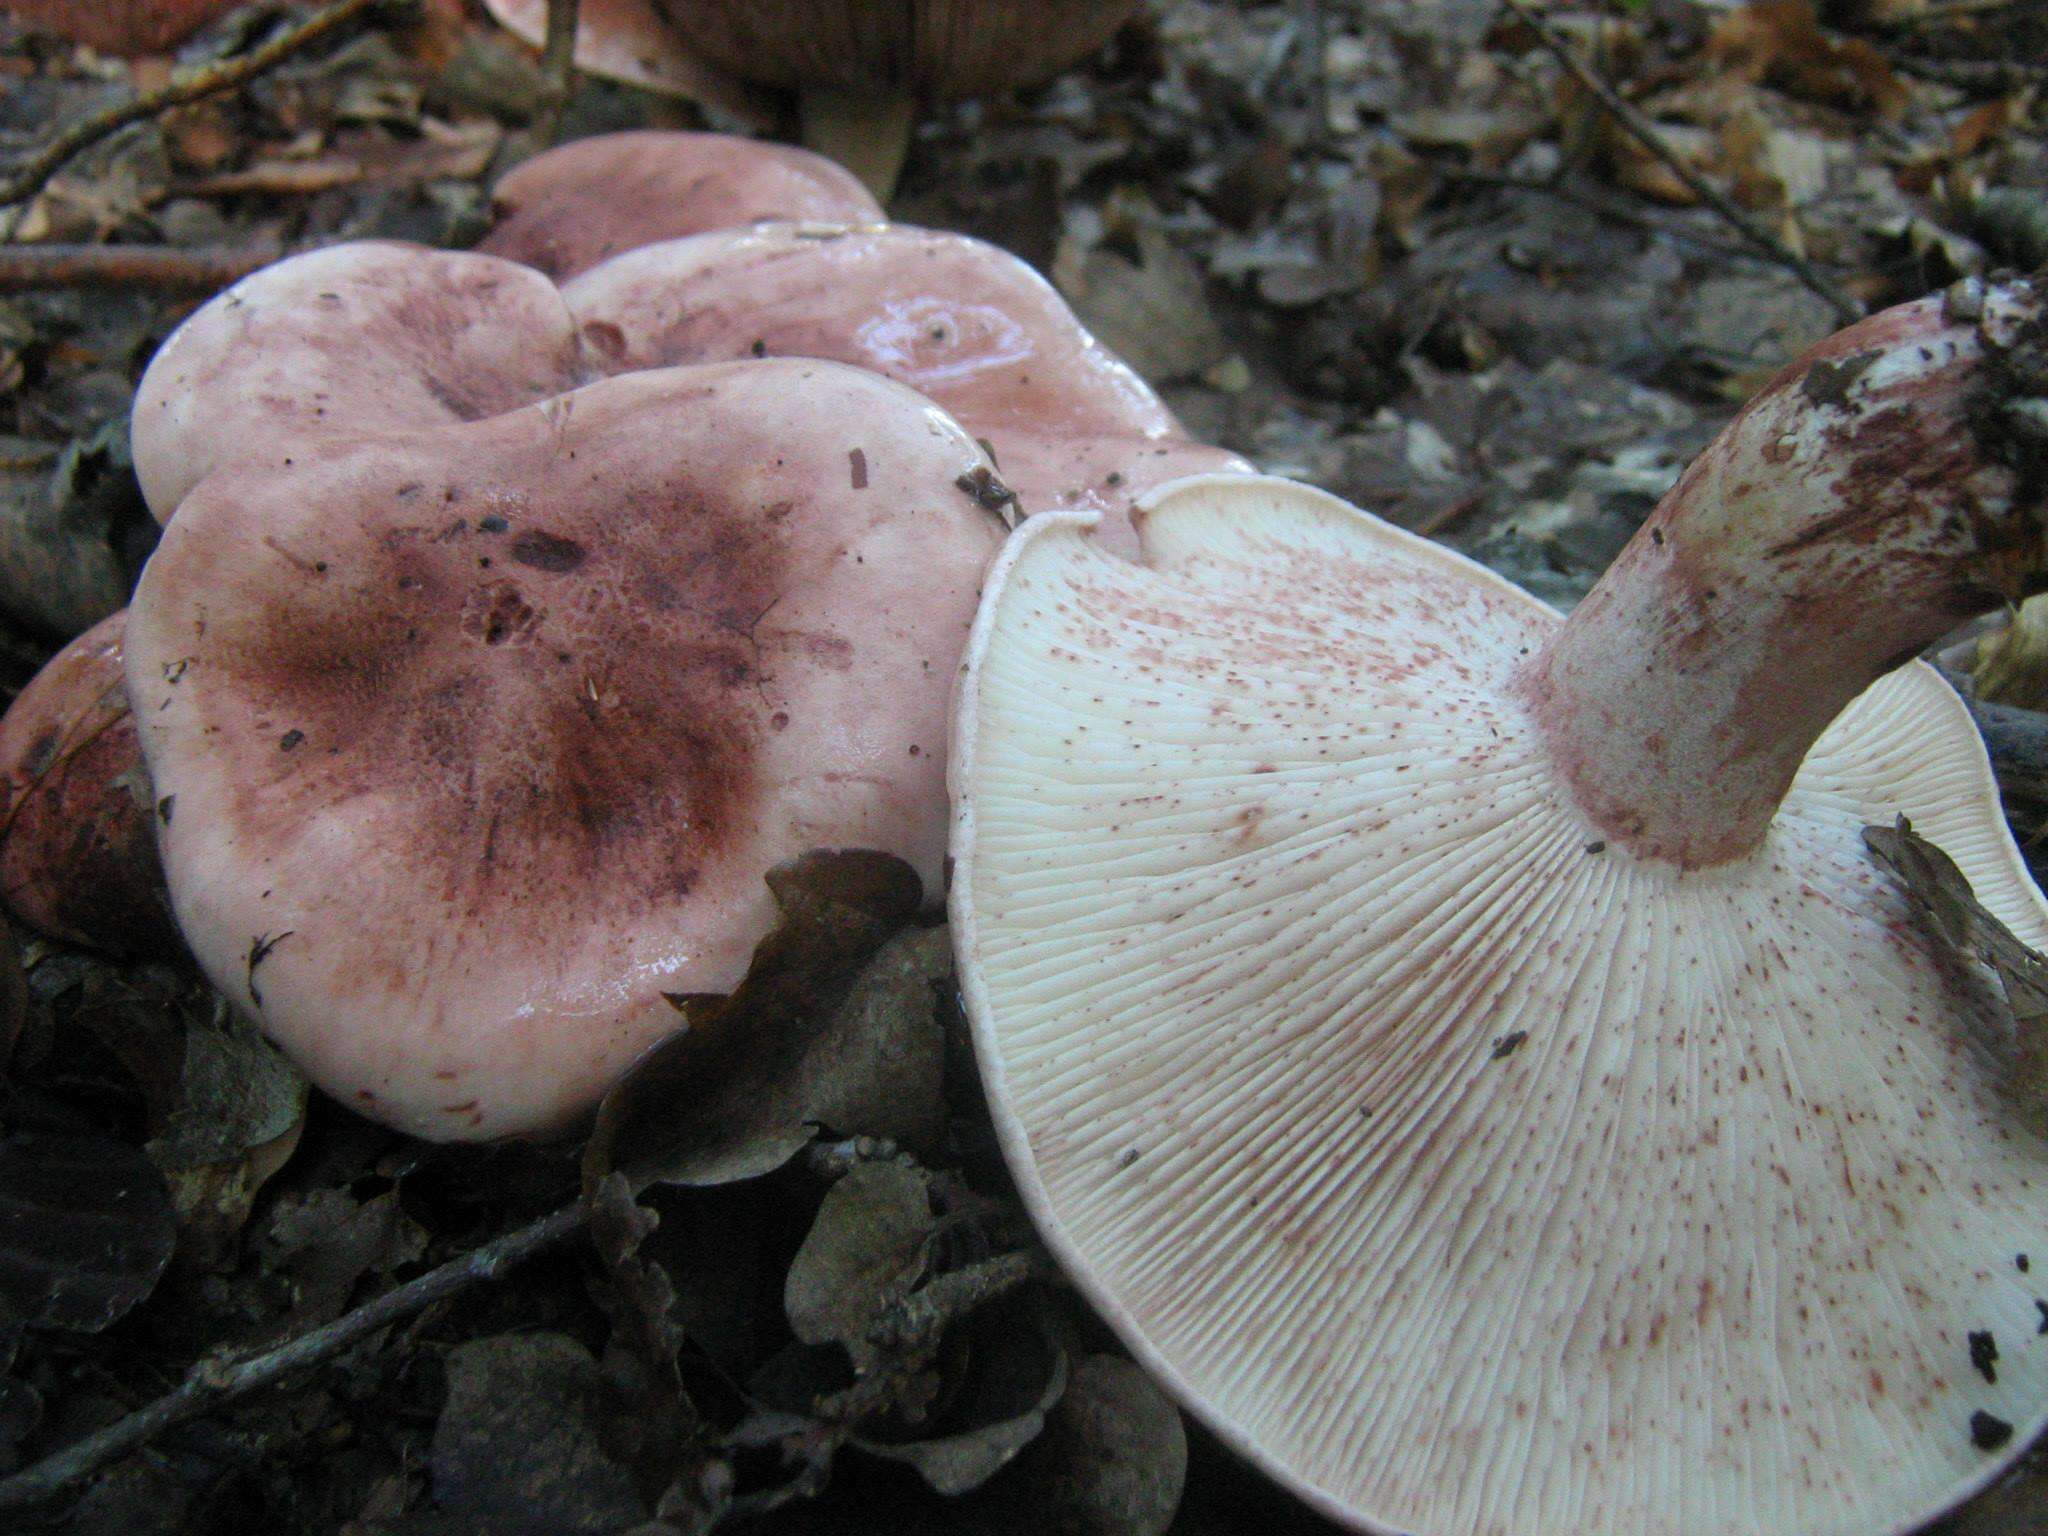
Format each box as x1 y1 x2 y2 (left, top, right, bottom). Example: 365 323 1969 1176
0 610 176 957
563 220 1249 554
131 242 584 524
125 358 1004 1140
476 131 882 282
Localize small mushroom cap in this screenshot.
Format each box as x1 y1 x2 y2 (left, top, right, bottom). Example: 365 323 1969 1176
564 222 1248 552
132 242 583 524
656 0 1143 97
951 477 2048 1536
127 359 1003 1140
477 131 881 282
0 610 176 957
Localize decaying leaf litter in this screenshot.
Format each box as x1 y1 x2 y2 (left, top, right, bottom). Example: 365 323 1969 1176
0 0 2044 1531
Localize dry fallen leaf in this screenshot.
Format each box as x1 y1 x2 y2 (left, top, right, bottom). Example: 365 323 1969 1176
144 1000 309 1270
0 0 244 57
430 1332 647 1534
784 1160 935 1371
1053 221 1232 387
0 424 139 641
850 1302 1069 1497
960 1353 1188 1536
254 1185 427 1335
480 0 769 119
1708 0 1909 119
1864 817 2048 1107
1971 596 2048 711
0 1130 176 1332
583 851 932 1194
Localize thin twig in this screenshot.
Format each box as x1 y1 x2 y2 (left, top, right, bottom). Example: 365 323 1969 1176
0 0 398 213
0 242 282 293
0 1201 587 1513
1502 0 1862 325
535 0 583 142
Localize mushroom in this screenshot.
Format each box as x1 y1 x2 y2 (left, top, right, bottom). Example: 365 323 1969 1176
563 220 1249 554
476 130 881 282
132 241 585 523
126 357 1005 1140
0 610 177 957
483 1 1143 196
949 275 2048 1535
656 0 1144 195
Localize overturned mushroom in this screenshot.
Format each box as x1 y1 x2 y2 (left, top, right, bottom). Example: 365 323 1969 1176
476 131 880 282
951 278 2048 1534
565 221 1248 554
132 241 584 523
0 610 176 957
127 359 1005 1140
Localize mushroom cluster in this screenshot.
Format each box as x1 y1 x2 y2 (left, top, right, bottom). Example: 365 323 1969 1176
950 276 2048 1534
0 129 1239 1142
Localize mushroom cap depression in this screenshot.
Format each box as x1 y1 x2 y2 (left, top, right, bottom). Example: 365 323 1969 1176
477 131 881 282
563 221 1248 553
131 241 584 523
127 359 1003 1140
951 450 2048 1532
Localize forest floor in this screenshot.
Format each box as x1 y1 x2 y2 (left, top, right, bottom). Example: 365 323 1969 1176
0 1 2045 1532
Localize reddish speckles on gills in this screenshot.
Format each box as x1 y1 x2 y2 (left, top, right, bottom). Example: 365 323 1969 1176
1522 278 2048 869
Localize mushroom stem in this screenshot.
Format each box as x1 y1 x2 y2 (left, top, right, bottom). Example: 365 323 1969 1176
1520 275 2048 869
798 86 914 200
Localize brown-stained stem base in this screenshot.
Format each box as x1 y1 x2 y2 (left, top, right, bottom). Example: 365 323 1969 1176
0 243 282 294
0 1202 586 1513
0 0 404 213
